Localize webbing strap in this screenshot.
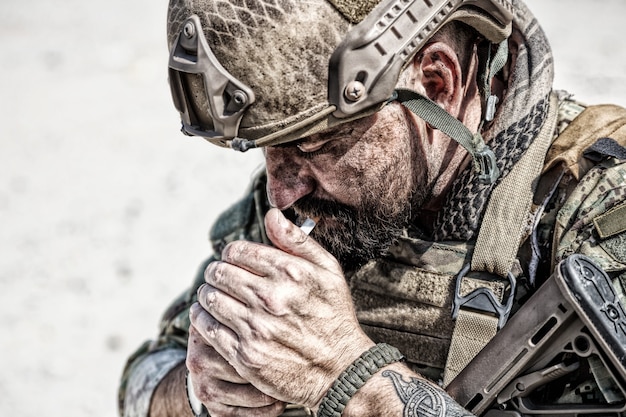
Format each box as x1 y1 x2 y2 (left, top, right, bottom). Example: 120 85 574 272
443 92 559 386
394 89 500 184
443 310 498 387
480 40 509 122
472 92 558 276
486 41 509 96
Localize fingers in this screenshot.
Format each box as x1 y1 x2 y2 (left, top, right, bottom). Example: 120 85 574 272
204 260 266 307
213 209 339 279
189 302 240 364
203 209 343 309
209 379 282 409
206 400 285 417
208 209 341 288
187 325 246 384
195 283 250 333
264 208 340 271
187 327 286 416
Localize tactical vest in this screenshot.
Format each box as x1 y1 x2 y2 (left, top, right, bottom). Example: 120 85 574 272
346 93 626 387
209 91 626 398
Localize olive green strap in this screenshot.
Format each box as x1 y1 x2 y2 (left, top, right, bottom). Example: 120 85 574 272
593 202 626 239
443 310 499 387
394 89 500 184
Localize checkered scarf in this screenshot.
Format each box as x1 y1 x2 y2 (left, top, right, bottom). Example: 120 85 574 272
432 0 554 241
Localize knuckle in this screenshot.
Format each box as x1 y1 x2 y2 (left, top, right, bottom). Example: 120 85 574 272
255 290 275 311
236 345 263 372
246 315 273 341
205 261 226 285
223 241 266 265
256 290 287 315
201 383 219 403
203 262 215 281
202 286 217 309
280 259 316 285
197 286 219 313
222 241 244 262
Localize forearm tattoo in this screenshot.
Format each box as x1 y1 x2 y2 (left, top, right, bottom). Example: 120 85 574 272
382 370 474 417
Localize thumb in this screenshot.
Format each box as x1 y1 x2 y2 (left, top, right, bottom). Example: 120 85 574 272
264 208 339 271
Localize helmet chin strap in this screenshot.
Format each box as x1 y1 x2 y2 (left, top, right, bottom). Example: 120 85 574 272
392 39 508 185
392 89 500 184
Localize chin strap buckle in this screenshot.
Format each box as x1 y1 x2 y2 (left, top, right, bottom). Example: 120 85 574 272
392 89 501 185
475 143 500 185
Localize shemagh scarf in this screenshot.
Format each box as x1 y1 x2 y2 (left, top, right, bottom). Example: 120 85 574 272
432 0 554 241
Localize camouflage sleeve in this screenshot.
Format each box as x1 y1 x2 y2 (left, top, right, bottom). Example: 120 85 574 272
552 156 626 305
117 171 271 416
117 257 210 417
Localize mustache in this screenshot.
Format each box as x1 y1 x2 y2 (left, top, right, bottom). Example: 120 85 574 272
292 196 358 224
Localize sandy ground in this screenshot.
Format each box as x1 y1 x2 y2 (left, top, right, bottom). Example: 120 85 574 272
0 1 625 416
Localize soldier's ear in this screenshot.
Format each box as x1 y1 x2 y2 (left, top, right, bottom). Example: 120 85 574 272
405 41 464 115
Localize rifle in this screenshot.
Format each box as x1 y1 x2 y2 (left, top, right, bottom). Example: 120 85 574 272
447 254 626 416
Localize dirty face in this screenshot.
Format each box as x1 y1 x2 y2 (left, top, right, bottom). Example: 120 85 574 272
265 103 431 269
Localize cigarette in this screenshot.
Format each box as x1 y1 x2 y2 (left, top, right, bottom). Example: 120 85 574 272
299 217 319 235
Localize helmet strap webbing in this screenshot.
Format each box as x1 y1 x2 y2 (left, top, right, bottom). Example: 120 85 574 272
392 88 500 184
478 39 509 124
392 38 508 184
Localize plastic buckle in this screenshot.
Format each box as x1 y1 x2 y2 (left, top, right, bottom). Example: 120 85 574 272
485 95 499 122
475 146 500 185
451 263 516 330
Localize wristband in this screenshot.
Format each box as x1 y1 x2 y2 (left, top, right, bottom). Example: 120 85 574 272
317 343 404 417
185 369 209 417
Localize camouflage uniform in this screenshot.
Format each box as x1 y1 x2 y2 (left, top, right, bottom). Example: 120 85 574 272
118 96 626 415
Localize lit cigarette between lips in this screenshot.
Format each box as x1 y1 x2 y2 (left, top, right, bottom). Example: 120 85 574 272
299 216 320 235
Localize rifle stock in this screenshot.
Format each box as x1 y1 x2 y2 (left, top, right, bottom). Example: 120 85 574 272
447 254 626 417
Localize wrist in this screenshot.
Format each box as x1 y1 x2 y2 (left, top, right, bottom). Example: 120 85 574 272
340 362 409 417
149 363 196 417
316 343 404 417
343 362 474 417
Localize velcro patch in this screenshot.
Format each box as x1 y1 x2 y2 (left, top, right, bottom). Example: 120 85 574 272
593 202 626 239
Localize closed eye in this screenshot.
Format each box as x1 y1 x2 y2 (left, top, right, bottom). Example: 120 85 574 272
297 138 331 154
298 143 332 159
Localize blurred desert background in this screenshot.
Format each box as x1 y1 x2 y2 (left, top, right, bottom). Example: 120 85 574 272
1 1 625 416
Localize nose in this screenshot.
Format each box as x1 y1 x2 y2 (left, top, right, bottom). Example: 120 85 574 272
265 147 315 210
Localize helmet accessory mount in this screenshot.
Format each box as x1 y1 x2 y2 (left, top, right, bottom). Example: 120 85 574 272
329 0 512 119
168 14 255 148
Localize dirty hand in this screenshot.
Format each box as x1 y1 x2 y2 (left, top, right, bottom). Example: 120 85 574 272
186 325 286 416
190 208 374 408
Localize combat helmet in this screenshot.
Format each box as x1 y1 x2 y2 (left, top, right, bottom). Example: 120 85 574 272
167 0 515 182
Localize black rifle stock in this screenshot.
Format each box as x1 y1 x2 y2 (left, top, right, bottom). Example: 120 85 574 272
447 254 626 417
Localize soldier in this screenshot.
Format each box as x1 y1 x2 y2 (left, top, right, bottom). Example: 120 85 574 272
119 0 626 416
